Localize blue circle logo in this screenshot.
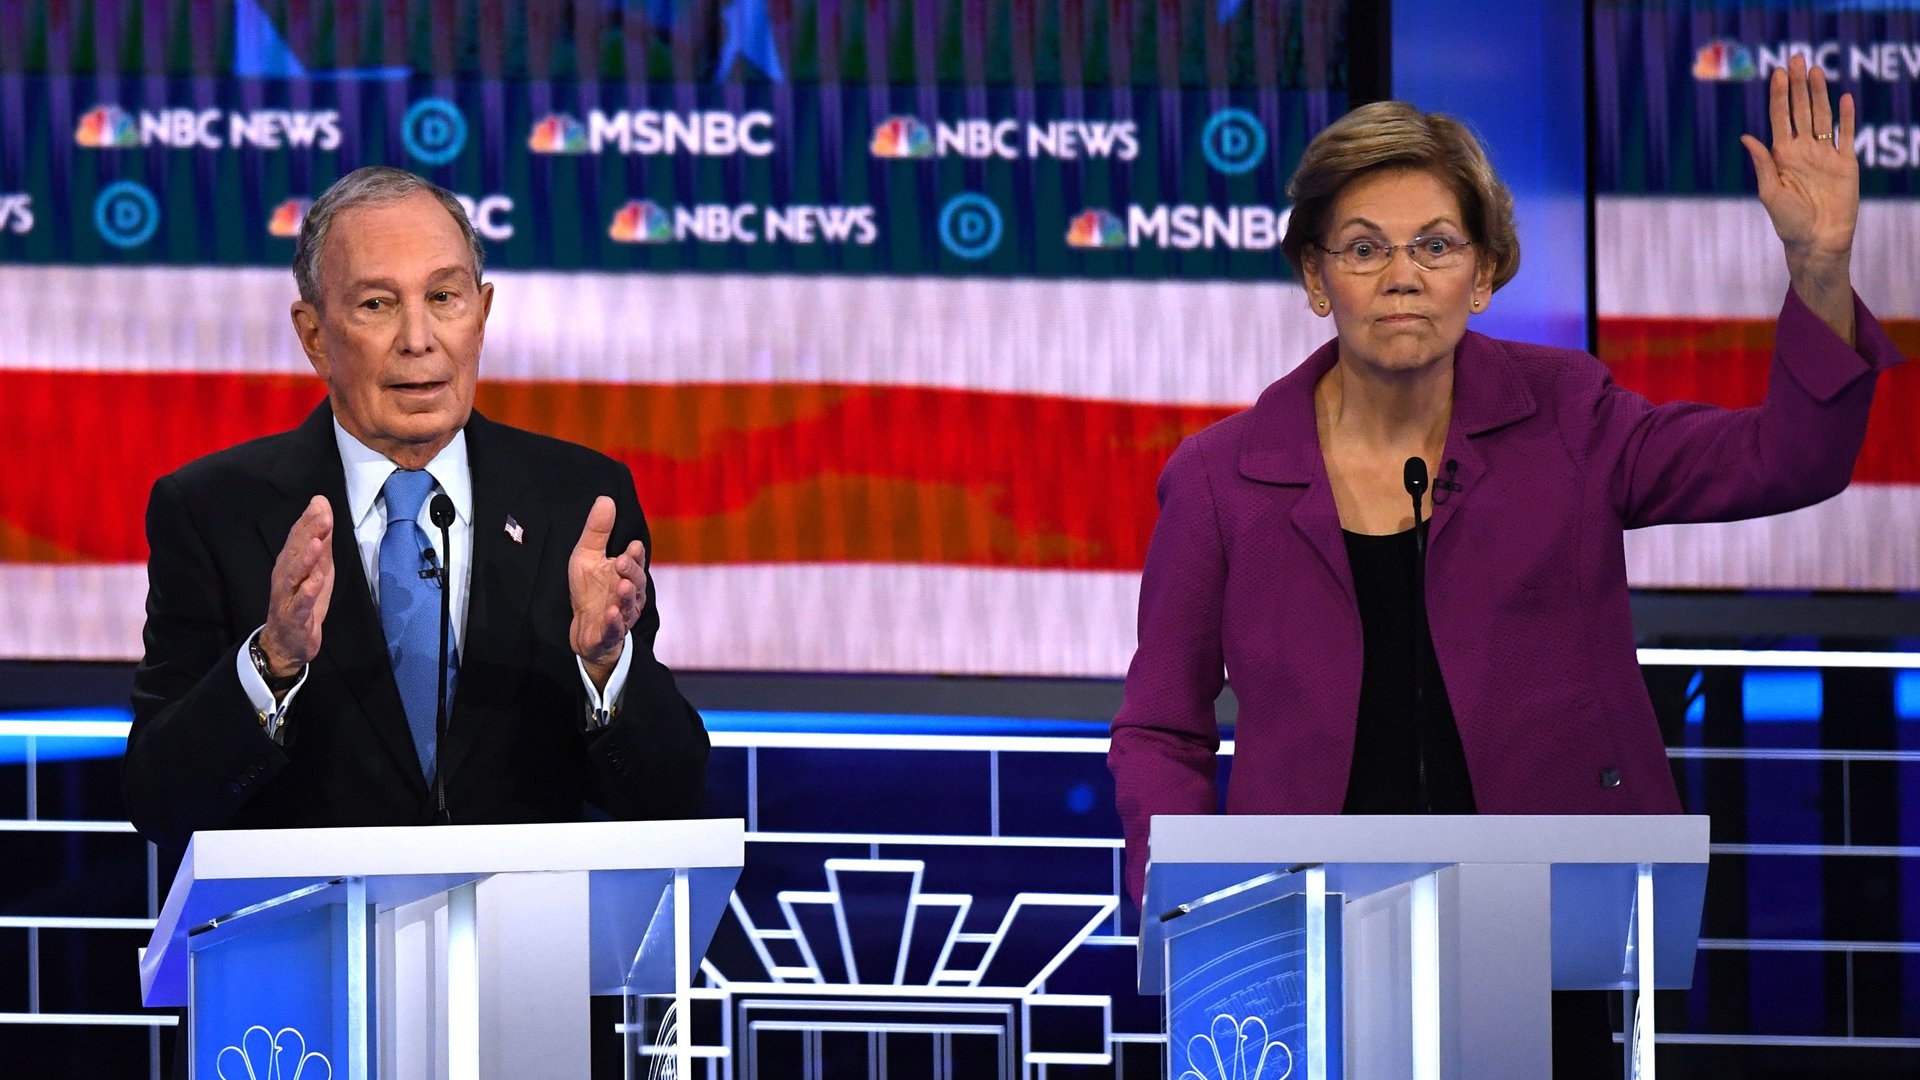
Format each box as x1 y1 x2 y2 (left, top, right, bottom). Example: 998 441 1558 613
938 193 1003 261
94 180 160 248
1201 108 1268 175
403 98 468 165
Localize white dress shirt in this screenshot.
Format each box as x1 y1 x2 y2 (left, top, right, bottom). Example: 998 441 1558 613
238 420 632 738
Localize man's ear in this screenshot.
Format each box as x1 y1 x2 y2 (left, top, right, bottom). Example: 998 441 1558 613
290 301 329 381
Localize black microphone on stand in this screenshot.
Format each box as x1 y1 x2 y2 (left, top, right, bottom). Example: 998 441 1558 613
429 493 457 826
1403 458 1432 814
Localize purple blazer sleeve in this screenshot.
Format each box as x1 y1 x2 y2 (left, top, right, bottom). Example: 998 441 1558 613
1588 289 1903 528
1108 435 1228 904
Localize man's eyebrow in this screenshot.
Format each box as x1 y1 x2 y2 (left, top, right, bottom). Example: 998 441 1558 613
340 266 472 294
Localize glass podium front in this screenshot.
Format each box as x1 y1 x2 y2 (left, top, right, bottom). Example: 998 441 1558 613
1139 815 1710 1080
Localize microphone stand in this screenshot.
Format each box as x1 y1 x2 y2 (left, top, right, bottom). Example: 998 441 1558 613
1403 457 1432 814
430 494 457 826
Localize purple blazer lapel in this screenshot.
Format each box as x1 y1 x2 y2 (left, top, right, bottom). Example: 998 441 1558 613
1429 332 1539 549
1234 332 1541 585
1238 340 1353 605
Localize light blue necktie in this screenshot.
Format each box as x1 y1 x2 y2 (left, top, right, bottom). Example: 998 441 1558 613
378 469 455 780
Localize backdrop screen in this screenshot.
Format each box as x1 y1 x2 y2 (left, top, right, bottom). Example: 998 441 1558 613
0 0 1353 674
4 2 1910 678
1594 0 1920 593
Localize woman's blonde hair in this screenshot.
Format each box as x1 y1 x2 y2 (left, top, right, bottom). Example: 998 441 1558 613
1281 101 1520 290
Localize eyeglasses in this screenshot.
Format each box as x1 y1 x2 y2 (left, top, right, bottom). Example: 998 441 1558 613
1317 234 1474 273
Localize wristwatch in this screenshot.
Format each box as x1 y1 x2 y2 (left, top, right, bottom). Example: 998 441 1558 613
249 636 302 695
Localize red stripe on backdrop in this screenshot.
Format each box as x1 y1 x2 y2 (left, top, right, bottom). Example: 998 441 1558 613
0 373 327 562
4 320 1909 568
1596 317 1919 485
0 372 1231 569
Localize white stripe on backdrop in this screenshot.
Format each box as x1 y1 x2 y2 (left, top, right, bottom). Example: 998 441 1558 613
0 266 1318 405
1597 196 1920 318
5 197 1914 387
7 479 1914 669
0 563 1143 673
7 197 1910 387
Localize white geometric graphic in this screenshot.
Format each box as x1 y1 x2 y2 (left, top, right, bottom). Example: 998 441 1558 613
663 857 1118 1079
1178 1015 1293 1080
215 1025 332 1080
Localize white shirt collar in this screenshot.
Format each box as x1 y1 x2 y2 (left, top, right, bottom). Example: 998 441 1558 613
332 418 474 529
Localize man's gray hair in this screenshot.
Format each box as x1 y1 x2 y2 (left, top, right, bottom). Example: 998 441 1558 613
293 166 484 306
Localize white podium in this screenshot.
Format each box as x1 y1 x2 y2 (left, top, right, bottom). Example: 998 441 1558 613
1138 815 1710 1079
140 818 745 1079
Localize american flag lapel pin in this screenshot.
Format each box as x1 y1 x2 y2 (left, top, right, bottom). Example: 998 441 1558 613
503 515 524 544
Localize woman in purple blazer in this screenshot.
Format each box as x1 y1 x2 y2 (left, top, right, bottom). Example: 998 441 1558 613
1109 59 1901 909
1111 57 1902 1070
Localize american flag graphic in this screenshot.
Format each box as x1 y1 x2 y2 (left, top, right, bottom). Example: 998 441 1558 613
2 241 1910 674
1 0 1913 675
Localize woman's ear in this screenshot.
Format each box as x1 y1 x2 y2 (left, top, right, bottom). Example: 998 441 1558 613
1467 253 1495 313
1303 252 1332 317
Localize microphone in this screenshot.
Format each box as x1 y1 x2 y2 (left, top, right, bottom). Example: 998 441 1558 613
1431 459 1464 505
429 493 456 825
1403 457 1428 506
1403 458 1432 814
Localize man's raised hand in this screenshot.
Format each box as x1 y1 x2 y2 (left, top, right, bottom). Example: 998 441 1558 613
569 495 648 687
259 496 335 677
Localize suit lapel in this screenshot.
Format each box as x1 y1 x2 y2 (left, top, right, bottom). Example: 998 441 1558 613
263 403 428 796
443 412 547 783
1239 340 1355 605
1427 332 1537 550
1235 334 1537 604
1290 474 1354 606
1426 425 1486 549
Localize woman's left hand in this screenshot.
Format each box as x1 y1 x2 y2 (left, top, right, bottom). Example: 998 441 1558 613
1741 53 1858 342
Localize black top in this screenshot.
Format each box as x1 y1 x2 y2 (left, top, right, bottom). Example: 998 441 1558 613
1339 527 1477 815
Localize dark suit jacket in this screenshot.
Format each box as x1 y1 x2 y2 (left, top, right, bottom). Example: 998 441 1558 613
124 402 709 862
1110 290 1904 901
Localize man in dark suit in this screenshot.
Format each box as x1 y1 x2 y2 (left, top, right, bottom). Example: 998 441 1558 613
124 166 708 862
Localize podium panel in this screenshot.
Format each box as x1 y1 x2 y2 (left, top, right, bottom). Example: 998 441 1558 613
1139 816 1710 1080
140 819 744 1079
1163 877 1344 1080
189 887 369 1079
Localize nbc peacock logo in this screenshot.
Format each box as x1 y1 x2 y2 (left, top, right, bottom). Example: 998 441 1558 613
869 115 934 159
609 199 673 243
75 105 139 148
1179 1014 1295 1080
267 198 310 238
1693 39 1757 81
528 113 590 154
217 1025 332 1080
1066 208 1126 249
